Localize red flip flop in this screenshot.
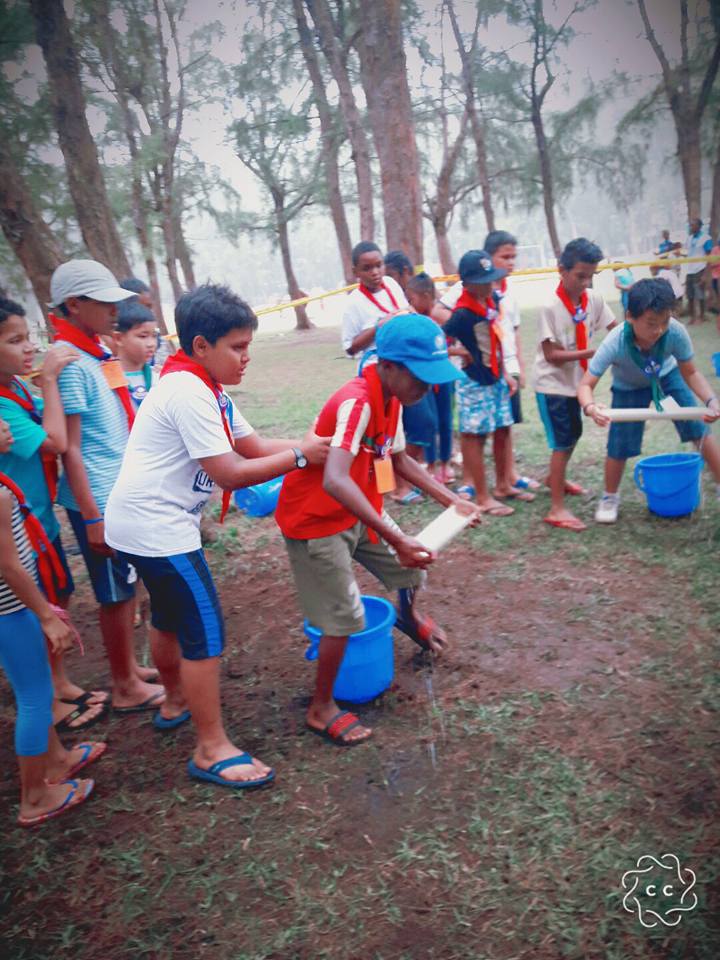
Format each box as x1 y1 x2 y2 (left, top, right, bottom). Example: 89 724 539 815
564 480 588 496
306 710 371 747
47 741 107 785
543 516 587 533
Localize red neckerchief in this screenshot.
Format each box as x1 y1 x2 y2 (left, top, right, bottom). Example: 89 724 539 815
0 378 58 501
454 289 503 377
361 364 401 543
50 314 135 430
161 350 235 523
0 472 66 603
555 284 589 371
498 277 508 296
359 282 399 314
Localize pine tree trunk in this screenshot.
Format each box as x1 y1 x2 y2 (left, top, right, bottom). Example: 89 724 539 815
355 0 423 263
678 122 703 223
305 0 375 241
532 105 562 257
710 142 720 240
0 151 63 333
293 0 353 281
434 220 456 275
29 0 131 278
173 209 197 291
274 199 312 330
157 178 183 303
467 108 496 234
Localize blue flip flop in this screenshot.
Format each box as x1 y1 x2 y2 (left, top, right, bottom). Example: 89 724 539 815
153 709 191 731
455 484 476 498
187 753 275 790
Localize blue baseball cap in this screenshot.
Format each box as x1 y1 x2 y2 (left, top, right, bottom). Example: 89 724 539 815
376 313 461 385
458 248 507 285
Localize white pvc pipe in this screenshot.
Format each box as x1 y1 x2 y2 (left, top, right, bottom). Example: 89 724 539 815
416 505 474 553
604 407 708 422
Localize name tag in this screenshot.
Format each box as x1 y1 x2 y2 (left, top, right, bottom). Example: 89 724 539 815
100 359 127 390
374 456 396 494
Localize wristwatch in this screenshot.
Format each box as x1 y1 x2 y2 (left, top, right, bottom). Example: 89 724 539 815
292 447 308 469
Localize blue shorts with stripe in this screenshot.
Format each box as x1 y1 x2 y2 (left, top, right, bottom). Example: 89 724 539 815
536 393 582 452
118 550 225 661
67 509 136 606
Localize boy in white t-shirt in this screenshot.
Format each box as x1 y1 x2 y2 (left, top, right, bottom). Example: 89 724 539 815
533 238 617 532
105 284 329 790
341 242 408 364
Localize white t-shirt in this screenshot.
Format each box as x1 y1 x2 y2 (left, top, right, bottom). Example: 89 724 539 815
440 280 522 375
105 371 254 556
656 269 683 299
532 288 615 397
341 277 408 355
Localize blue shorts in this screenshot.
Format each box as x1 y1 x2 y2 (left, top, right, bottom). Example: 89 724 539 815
402 392 438 448
510 389 523 424
118 550 225 661
607 370 708 460
536 393 582 452
67 509 136 606
456 377 513 435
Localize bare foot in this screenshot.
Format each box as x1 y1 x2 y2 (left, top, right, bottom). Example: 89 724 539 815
306 703 372 744
192 745 273 783
135 665 160 683
55 683 109 706
46 741 106 784
111 680 165 711
543 509 587 532
477 497 514 517
19 777 93 823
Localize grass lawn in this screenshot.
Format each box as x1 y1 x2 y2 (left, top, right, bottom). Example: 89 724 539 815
0 310 718 959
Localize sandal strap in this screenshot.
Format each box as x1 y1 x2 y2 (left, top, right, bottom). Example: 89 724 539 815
326 712 360 740
207 753 253 775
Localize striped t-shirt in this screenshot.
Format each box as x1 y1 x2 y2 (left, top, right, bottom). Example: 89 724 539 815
55 346 130 513
0 492 37 615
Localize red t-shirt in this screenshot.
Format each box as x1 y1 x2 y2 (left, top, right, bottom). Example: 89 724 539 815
276 370 404 540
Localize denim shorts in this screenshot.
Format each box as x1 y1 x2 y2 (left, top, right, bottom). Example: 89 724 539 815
67 509 136 606
536 393 582 452
607 369 707 460
456 377 513 435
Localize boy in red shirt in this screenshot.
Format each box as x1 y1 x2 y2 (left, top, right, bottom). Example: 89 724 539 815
276 314 481 747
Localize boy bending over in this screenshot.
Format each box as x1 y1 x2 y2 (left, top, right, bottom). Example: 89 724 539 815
105 284 329 789
578 277 720 523
276 314 481 747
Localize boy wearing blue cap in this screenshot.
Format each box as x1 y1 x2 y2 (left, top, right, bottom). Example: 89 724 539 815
276 314 481 747
443 249 517 516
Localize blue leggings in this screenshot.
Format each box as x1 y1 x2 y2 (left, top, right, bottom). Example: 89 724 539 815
0 608 53 756
427 382 454 465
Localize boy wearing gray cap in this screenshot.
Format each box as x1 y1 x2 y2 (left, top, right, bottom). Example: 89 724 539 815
49 260 165 713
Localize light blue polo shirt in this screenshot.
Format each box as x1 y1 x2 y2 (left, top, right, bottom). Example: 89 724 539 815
0 382 59 540
56 347 130 512
588 319 693 391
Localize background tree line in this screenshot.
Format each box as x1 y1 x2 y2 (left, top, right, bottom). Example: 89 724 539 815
1 0 718 333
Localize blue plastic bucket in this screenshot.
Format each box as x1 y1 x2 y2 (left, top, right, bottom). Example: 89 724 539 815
303 595 395 703
233 477 283 517
712 352 720 377
633 452 702 517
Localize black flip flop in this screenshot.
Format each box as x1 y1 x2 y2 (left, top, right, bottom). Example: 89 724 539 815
54 699 108 735
113 691 165 715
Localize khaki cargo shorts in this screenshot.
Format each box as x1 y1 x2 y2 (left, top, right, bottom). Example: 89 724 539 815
283 517 425 636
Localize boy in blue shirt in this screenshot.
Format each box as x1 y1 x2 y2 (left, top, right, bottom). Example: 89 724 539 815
0 297 109 732
50 259 165 713
578 278 720 523
113 300 158 409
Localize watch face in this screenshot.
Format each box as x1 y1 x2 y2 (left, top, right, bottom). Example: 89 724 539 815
298 455 308 468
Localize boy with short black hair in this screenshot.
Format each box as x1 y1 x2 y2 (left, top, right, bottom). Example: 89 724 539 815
50 259 165 713
276 313 480 747
533 238 616 532
105 283 329 788
114 301 158 409
443 249 517 516
341 241 408 361
578 277 720 523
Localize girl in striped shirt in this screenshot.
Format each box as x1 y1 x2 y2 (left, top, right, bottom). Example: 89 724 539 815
0 428 103 826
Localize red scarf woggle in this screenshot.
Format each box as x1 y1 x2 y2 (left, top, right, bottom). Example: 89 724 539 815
0 378 58 501
361 364 401 543
50 314 135 430
161 350 235 523
0 472 66 603
555 285 589 371
454 289 503 377
359 282 399 314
